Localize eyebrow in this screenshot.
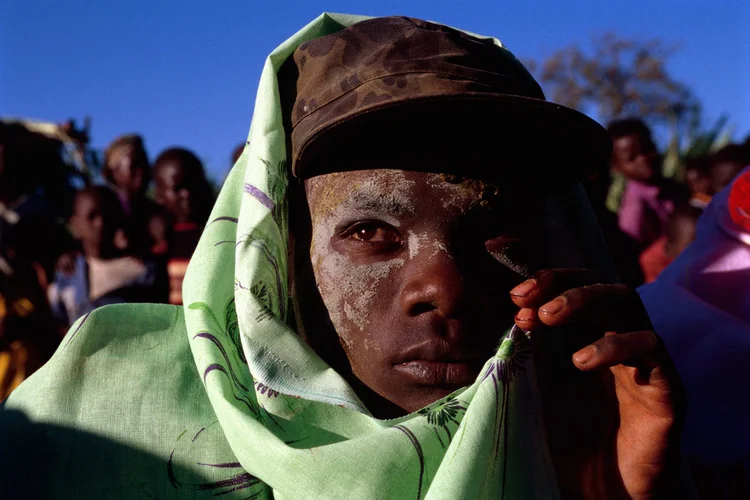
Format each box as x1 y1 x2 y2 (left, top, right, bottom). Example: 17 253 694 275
339 190 415 218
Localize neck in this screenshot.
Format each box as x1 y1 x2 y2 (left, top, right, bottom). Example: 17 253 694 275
347 376 409 420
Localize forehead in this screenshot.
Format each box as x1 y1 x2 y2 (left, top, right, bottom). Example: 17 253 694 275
109 145 135 163
155 160 186 180
304 170 504 219
74 192 100 213
613 134 642 152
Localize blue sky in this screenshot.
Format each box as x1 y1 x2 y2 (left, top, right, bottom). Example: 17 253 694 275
2 1 748 179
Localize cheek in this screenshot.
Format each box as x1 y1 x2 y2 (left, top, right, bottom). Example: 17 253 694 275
310 228 404 351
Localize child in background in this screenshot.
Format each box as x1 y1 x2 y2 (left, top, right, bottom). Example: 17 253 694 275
583 164 645 287
683 156 712 208
153 148 214 305
103 134 161 255
708 143 750 195
639 202 703 283
607 118 687 250
48 186 164 327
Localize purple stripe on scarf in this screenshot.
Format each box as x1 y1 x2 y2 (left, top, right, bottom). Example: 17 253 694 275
243 183 275 212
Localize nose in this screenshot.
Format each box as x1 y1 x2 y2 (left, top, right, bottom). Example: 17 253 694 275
399 247 466 319
92 215 103 232
178 188 191 202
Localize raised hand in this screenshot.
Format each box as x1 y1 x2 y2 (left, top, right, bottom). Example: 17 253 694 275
510 269 683 500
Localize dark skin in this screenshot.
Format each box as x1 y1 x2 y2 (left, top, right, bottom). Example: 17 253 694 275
154 160 203 224
710 161 744 194
302 168 680 499
664 213 698 259
106 145 147 200
69 191 121 259
685 167 712 197
612 134 660 183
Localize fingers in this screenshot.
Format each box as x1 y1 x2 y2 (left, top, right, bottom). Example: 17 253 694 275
572 331 663 374
510 268 603 308
511 268 606 332
538 283 652 333
511 268 652 333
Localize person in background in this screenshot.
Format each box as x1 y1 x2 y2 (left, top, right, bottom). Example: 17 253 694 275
0 259 59 400
709 143 750 196
582 163 645 287
639 202 703 283
0 123 69 399
607 118 687 250
153 147 214 304
683 155 713 208
103 134 161 255
1 122 75 283
48 186 164 328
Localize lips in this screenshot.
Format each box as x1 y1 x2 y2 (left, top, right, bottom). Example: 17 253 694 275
393 340 488 387
393 360 480 387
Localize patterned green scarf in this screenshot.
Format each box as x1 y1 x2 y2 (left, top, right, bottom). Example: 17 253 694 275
181 13 559 499
3 13 565 499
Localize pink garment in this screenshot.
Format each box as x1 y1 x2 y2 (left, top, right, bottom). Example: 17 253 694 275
618 179 673 248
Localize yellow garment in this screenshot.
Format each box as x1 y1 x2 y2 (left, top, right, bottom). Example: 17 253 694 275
0 340 32 400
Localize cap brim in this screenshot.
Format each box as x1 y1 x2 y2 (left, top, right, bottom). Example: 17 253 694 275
294 93 611 186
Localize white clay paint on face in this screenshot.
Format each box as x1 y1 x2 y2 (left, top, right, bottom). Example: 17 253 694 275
309 171 414 347
425 173 481 212
407 230 430 260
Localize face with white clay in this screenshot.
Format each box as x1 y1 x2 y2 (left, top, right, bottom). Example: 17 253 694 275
303 168 547 415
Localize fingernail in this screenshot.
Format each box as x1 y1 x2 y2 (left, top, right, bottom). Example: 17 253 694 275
515 309 534 322
510 279 537 297
573 345 597 365
540 296 566 315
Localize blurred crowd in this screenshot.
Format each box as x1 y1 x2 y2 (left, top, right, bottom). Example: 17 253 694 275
0 121 242 398
1 116 749 401
587 118 750 287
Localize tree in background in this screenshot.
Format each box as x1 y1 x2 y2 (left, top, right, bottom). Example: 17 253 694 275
525 33 733 210
524 32 698 132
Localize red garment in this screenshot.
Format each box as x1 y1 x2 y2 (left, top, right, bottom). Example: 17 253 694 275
639 236 673 284
728 168 750 232
167 222 203 305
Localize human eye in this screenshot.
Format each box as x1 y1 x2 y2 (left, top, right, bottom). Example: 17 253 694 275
336 220 403 252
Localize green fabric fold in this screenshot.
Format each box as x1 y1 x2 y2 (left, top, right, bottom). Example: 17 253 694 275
4 13 561 499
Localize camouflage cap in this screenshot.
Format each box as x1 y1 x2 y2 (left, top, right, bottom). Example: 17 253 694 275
289 16 611 184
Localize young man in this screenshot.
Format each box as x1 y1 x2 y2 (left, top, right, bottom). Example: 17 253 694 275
607 118 686 249
103 134 162 256
683 155 713 208
47 186 163 326
2 15 689 499
152 147 214 304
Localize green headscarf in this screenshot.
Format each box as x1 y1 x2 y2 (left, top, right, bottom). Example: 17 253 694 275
2 13 580 499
